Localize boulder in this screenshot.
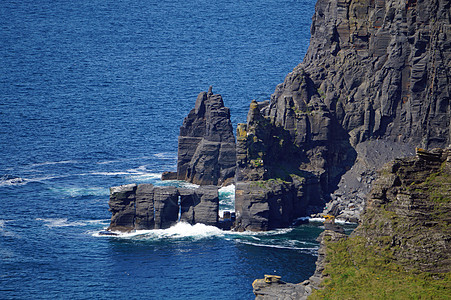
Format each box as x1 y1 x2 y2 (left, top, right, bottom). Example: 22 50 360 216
179 186 219 226
234 176 321 231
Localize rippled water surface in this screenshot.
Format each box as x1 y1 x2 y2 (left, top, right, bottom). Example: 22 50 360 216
0 0 326 298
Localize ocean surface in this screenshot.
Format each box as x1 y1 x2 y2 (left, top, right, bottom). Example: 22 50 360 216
0 0 351 299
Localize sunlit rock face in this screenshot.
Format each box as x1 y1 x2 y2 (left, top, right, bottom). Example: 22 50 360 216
177 86 236 186
235 0 450 230
108 184 219 231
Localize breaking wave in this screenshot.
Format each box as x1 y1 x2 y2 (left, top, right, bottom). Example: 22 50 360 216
218 184 235 211
92 222 307 249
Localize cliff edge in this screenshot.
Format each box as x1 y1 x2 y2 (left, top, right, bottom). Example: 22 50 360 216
237 0 450 229
254 147 450 299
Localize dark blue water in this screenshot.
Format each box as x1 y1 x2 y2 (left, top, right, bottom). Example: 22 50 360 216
0 0 325 298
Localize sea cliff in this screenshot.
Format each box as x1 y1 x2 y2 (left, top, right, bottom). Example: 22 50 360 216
236 0 450 229
254 148 450 299
252 0 450 298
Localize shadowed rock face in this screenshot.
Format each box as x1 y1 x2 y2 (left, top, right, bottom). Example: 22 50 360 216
177 87 236 186
237 0 450 231
108 184 219 231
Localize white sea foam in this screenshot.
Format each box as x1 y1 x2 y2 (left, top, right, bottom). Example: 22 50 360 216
29 160 79 167
49 186 109 197
37 218 110 228
127 172 162 182
153 152 177 159
235 240 319 254
96 222 226 240
0 176 27 186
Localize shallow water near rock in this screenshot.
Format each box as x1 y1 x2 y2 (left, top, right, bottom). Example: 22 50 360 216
0 0 322 298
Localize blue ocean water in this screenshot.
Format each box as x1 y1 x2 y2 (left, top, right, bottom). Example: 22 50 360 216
0 0 341 298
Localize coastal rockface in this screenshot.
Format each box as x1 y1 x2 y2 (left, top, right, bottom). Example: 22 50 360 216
175 86 236 186
236 0 450 229
108 183 219 231
253 147 451 298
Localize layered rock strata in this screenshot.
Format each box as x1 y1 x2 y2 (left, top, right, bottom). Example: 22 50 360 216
354 147 451 273
237 0 450 229
176 86 236 186
108 183 219 231
254 147 450 298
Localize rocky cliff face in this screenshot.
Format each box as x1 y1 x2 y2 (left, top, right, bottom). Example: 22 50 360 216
303 0 450 148
236 0 450 229
108 184 219 231
176 86 236 186
253 148 450 298
354 147 451 273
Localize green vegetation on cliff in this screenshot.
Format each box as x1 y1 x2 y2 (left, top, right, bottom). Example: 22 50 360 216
310 236 450 299
310 149 451 299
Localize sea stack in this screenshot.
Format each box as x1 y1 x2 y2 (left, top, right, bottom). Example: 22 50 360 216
176 86 236 186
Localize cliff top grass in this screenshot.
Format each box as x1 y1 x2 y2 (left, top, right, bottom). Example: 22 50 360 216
309 236 451 300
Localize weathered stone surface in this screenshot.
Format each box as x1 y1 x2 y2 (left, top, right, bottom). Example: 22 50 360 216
108 184 137 231
177 87 236 186
353 147 451 273
234 176 321 231
161 171 177 181
238 0 450 231
108 184 220 231
235 96 354 230
179 186 219 226
153 186 179 229
301 0 450 148
135 183 155 230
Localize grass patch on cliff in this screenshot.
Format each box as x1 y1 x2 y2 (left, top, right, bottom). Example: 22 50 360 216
309 236 451 300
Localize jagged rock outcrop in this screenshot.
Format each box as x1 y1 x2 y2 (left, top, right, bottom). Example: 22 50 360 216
108 184 219 231
176 86 236 186
237 0 450 229
306 0 450 147
234 99 335 231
